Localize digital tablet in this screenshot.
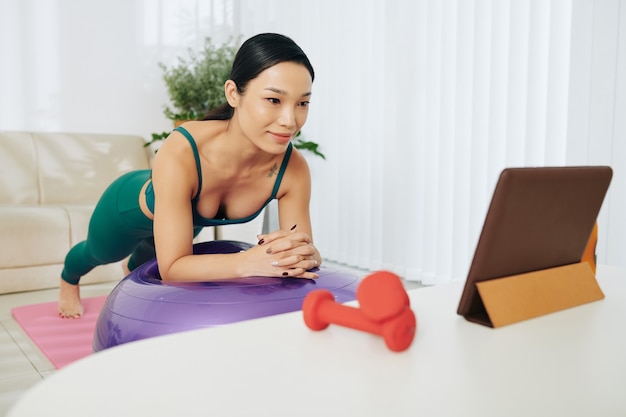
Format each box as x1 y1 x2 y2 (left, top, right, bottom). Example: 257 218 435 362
457 166 613 326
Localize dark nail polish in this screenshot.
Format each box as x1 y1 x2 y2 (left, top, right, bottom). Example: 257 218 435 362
290 224 297 231
257 239 265 245
282 271 289 276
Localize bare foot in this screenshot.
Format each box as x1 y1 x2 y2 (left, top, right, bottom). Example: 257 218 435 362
58 279 83 319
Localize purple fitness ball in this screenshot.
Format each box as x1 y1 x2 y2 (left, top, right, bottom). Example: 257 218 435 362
93 240 360 352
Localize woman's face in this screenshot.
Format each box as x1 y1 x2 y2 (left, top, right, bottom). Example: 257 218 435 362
233 61 313 154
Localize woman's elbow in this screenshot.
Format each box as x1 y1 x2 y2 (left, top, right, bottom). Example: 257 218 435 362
156 260 183 282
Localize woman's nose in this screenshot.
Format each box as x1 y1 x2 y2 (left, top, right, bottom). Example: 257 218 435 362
278 107 296 129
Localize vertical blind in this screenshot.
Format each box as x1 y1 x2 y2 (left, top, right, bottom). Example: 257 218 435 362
240 0 626 284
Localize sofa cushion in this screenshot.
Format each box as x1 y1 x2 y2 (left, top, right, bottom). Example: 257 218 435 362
64 205 97 246
0 132 39 204
32 132 151 204
0 131 151 205
0 205 71 268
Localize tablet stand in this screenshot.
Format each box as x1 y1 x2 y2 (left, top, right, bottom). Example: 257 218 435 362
473 262 604 328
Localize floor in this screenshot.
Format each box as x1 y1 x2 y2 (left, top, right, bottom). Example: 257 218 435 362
0 281 118 417
0 263 422 417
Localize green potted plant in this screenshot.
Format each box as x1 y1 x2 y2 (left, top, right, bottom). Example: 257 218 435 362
162 36 237 123
147 36 324 159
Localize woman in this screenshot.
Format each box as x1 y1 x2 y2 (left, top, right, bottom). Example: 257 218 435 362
59 33 322 318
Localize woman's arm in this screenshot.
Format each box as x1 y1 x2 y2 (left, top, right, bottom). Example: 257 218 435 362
256 150 322 277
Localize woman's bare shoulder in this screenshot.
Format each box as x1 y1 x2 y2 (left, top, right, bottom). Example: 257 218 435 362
176 120 227 145
288 147 312 175
276 147 312 198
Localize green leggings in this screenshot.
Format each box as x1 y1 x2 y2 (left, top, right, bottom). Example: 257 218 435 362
61 170 201 285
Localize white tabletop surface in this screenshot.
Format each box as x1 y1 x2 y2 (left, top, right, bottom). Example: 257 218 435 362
8 265 626 417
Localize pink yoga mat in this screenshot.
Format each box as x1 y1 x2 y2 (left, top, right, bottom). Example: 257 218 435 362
12 296 107 369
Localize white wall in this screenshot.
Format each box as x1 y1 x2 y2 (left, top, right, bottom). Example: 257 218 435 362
0 0 235 139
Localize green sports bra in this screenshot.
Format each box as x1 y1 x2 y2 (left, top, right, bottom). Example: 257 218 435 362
145 126 293 227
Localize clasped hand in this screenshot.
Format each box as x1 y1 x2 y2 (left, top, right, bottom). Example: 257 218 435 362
252 227 320 279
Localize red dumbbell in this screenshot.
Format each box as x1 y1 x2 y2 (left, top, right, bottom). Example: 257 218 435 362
302 270 416 352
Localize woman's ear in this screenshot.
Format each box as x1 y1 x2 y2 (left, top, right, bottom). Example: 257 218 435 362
224 80 239 107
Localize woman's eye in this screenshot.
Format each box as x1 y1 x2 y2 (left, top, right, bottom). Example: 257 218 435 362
299 101 310 107
267 98 280 104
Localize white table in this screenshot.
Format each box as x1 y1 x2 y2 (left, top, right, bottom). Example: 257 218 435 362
8 266 626 417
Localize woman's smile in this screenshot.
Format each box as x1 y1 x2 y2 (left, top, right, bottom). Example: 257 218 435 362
268 131 293 144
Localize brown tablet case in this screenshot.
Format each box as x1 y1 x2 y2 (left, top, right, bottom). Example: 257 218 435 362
457 166 612 328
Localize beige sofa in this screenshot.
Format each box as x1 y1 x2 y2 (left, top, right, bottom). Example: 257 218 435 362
0 131 265 295
0 131 154 294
